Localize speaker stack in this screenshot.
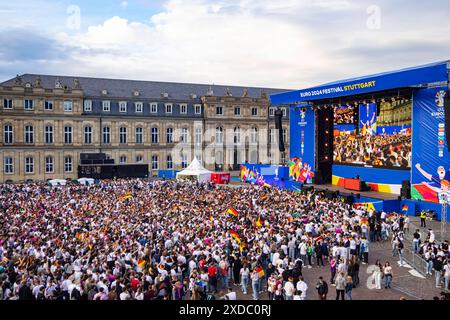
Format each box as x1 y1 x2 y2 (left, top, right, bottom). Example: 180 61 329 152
401 180 411 199
275 109 285 153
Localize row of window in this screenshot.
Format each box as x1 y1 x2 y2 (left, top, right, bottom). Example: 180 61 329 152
3 125 286 145
83 100 203 114
2 154 189 174
2 98 287 117
2 99 74 111
3 156 73 174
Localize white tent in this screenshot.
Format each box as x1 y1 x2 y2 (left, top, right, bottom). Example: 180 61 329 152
48 179 67 186
78 177 95 185
176 157 212 183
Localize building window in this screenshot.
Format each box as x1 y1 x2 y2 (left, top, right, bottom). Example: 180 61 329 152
180 128 188 144
135 102 143 113
45 156 54 173
181 154 188 169
3 99 13 109
251 107 258 116
44 125 54 144
269 107 276 117
44 100 54 110
167 155 173 169
64 156 73 173
282 129 287 143
234 127 241 144
136 127 143 144
194 104 201 115
64 126 72 144
4 157 13 174
234 107 241 116
119 101 127 113
84 126 93 144
165 103 172 114
195 127 202 146
119 127 127 144
282 107 287 117
102 101 110 112
25 157 34 174
120 155 127 164
215 127 223 144
24 99 34 110
151 155 158 170
151 127 158 144
269 129 276 144
24 125 34 144
251 127 258 144
102 126 111 145
150 103 158 113
84 100 92 112
166 128 173 144
4 124 13 144
180 104 187 114
136 155 143 164
216 105 223 115
63 100 73 112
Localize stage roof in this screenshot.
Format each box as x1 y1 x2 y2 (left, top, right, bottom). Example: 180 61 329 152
270 60 450 105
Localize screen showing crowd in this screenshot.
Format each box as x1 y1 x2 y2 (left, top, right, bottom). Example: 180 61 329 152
334 105 355 124
333 100 412 170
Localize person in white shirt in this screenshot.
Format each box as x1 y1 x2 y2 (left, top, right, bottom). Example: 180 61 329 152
224 288 237 300
443 260 450 291
296 276 308 300
284 277 295 300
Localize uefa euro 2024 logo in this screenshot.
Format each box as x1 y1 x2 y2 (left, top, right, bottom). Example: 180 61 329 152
300 109 306 121
436 90 446 107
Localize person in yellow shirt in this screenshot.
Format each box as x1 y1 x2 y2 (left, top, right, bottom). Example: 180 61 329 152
420 210 427 228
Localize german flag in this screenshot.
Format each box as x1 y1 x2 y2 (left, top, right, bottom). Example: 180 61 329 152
402 204 408 211
255 266 265 278
360 217 369 225
121 194 133 199
227 207 239 217
229 230 241 243
137 260 146 269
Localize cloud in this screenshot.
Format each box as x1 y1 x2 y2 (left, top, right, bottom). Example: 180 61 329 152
120 1 128 8
1 0 450 88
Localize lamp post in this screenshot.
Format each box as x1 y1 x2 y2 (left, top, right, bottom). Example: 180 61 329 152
438 192 448 241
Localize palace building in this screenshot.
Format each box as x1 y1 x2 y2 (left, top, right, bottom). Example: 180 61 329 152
0 74 290 183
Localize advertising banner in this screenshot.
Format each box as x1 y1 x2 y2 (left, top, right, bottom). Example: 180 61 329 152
289 107 315 184
411 87 450 203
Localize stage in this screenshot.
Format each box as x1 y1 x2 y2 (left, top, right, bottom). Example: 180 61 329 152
308 184 399 201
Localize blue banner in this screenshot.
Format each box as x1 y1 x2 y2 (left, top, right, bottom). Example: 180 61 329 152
411 87 450 203
289 108 315 184
270 62 449 105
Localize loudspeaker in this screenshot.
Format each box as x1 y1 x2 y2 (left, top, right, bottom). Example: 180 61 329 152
445 94 450 152
402 180 411 189
275 109 283 129
274 109 285 153
314 170 325 185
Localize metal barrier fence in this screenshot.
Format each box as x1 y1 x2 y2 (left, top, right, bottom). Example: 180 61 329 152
400 221 430 277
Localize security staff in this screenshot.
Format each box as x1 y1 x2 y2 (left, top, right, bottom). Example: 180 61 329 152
420 210 427 228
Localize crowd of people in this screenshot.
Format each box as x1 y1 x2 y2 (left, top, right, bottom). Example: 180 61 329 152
0 179 447 301
334 107 355 124
334 132 412 168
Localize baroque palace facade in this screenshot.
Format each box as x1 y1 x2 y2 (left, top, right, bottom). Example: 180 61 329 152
0 74 290 183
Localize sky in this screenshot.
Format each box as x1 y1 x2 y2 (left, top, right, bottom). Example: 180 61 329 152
0 0 450 89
